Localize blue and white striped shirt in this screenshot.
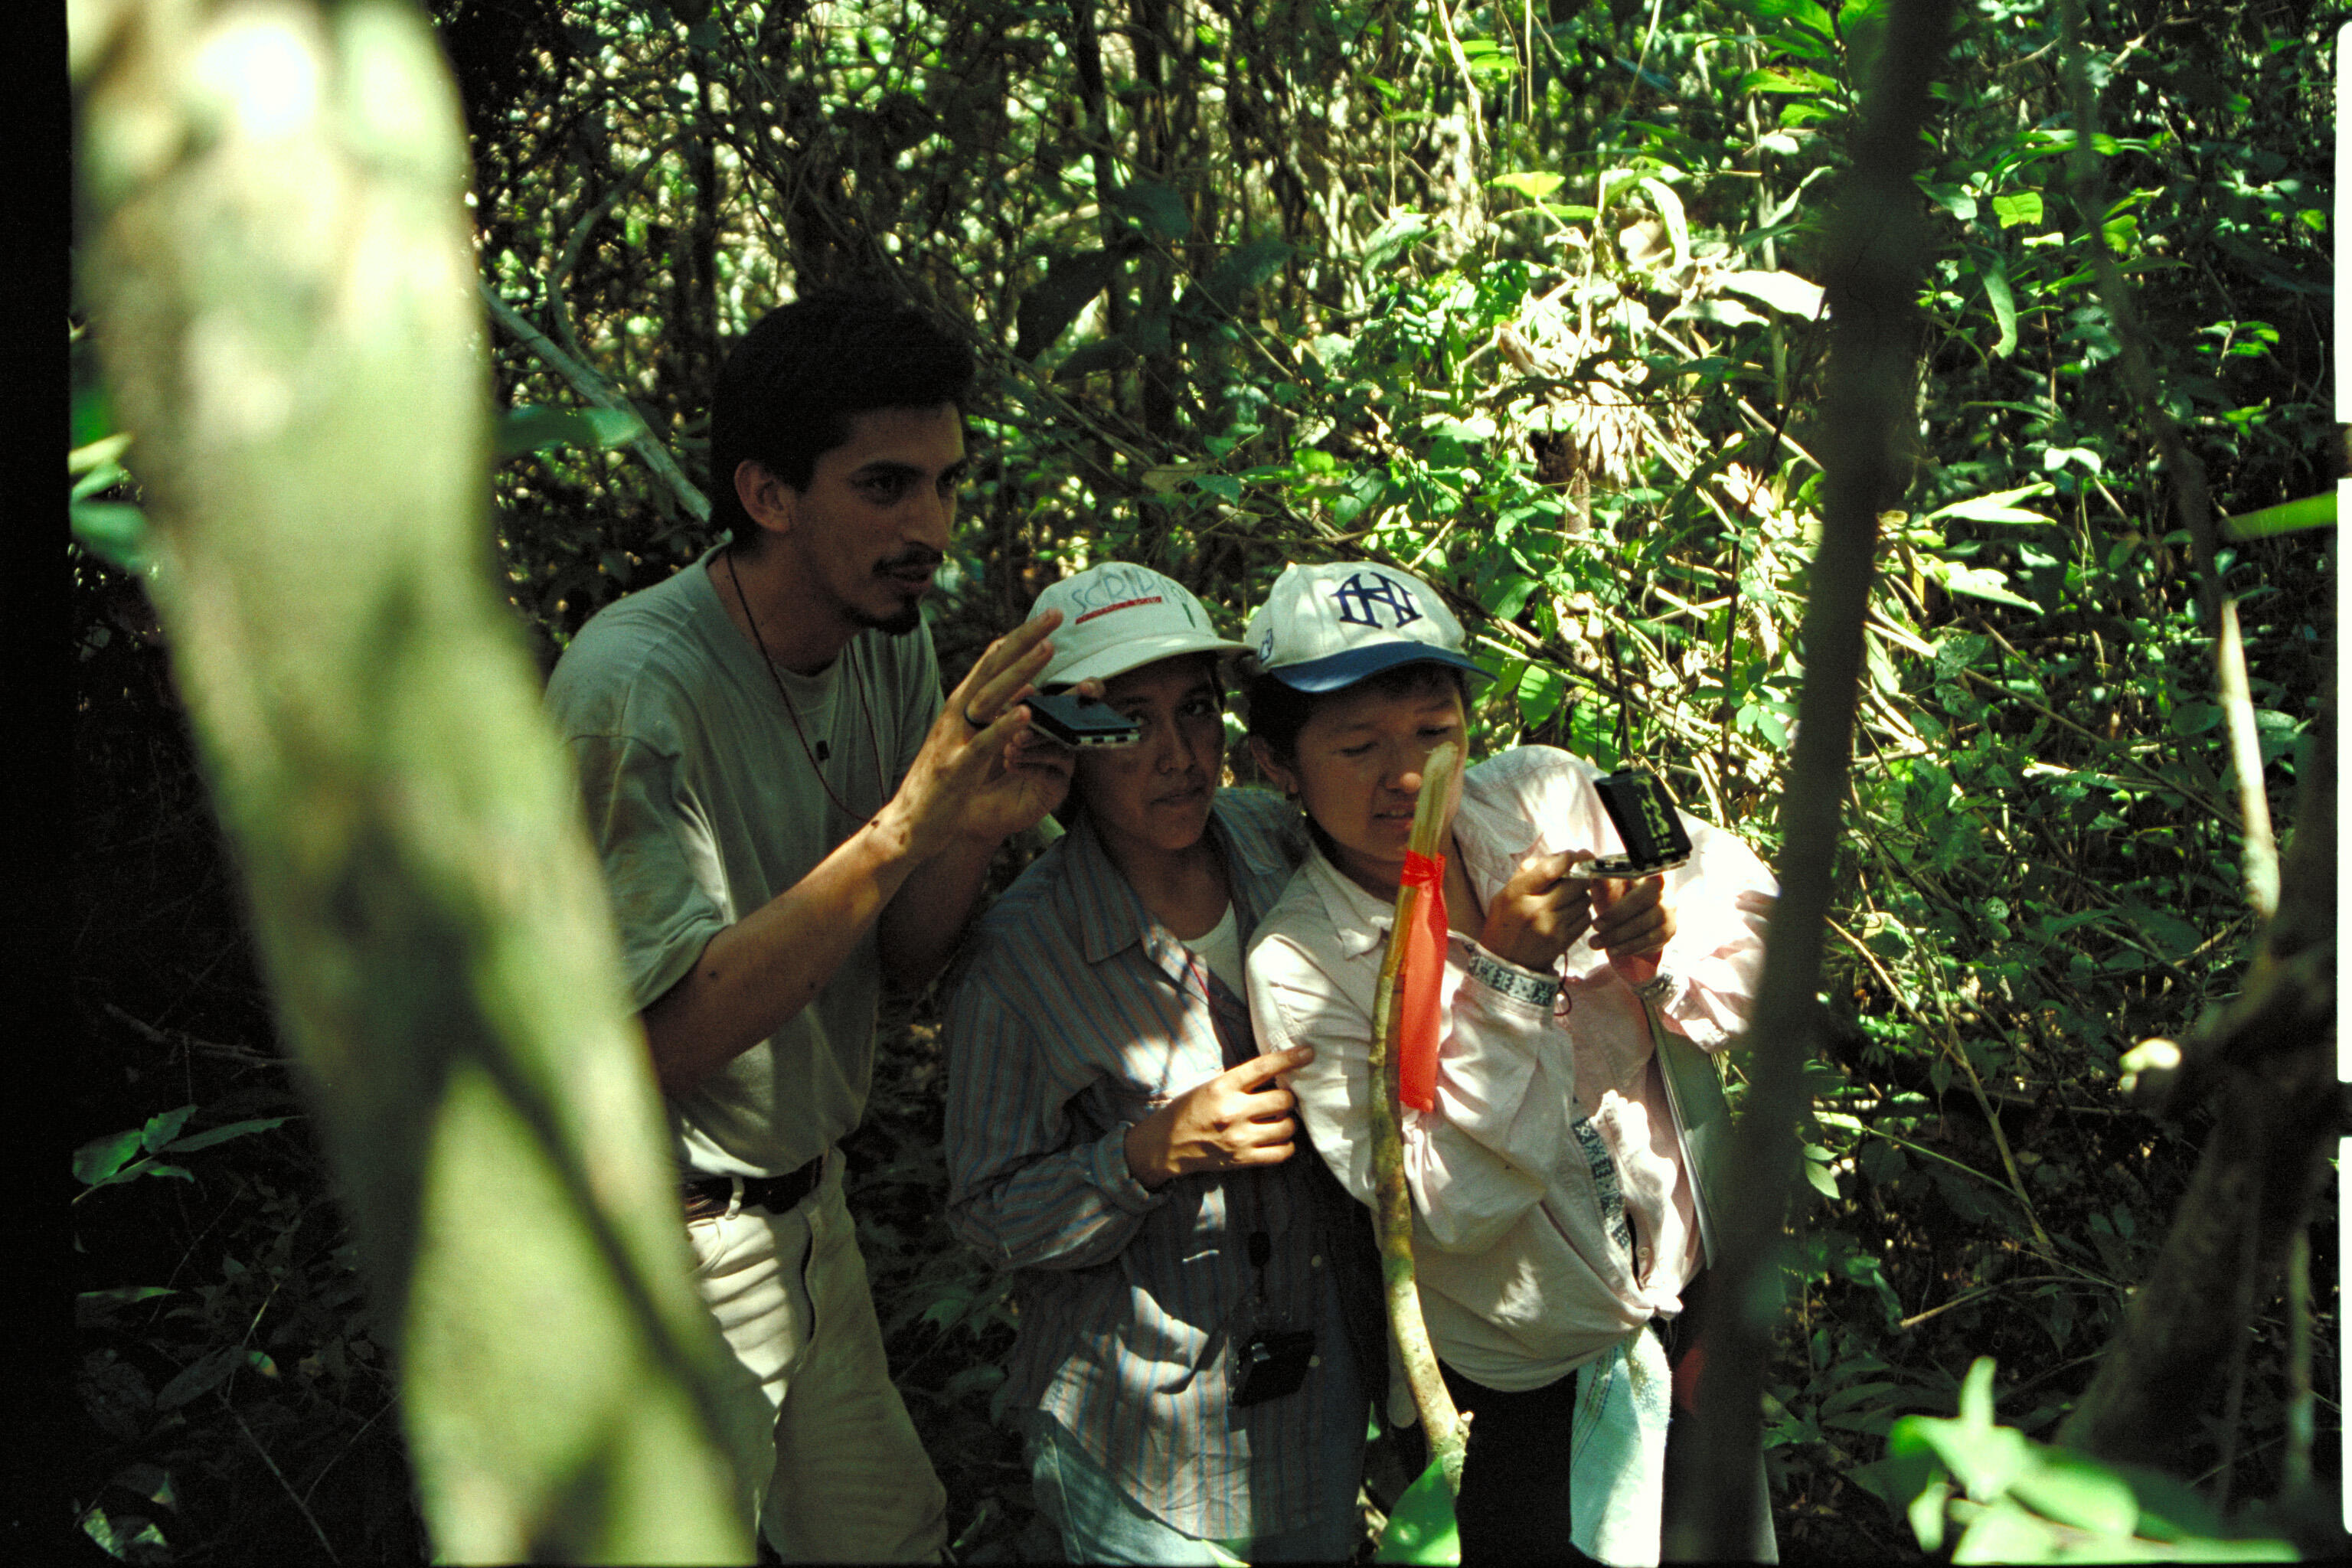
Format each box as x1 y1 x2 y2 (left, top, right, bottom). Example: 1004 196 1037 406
943 789 1378 1541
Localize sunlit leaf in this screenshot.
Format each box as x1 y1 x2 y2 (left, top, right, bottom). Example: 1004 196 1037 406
1992 191 2044 230
1920 483 2056 526
1717 269 1824 318
1374 1456 1461 1563
1978 260 2018 358
2222 491 2335 540
1489 170 1564 200
1922 559 2039 609
73 1129 146 1187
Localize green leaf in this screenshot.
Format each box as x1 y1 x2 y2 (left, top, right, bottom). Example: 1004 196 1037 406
1374 1456 1461 1563
142 1106 198 1154
80 1285 177 1308
74 1129 147 1187
1926 182 1980 222
1517 663 1567 726
1180 239 1293 327
1991 191 2045 230
166 1116 290 1154
2222 491 2335 540
1921 483 2056 526
155 1346 243 1411
1978 261 2018 358
1486 571 1539 619
1740 67 1838 95
1364 211 1432 275
76 1286 177 1331
1716 269 1823 318
2168 701 2224 737
1110 179 1190 242
1490 170 1564 201
1922 559 2040 609
71 501 155 574
2007 1447 2138 1537
1017 247 1126 361
495 405 640 459
2117 903 2202 958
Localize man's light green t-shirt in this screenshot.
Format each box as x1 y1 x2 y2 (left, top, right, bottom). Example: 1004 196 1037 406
544 546 939 1177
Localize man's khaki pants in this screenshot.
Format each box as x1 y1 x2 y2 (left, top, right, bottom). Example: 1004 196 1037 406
688 1152 947 1562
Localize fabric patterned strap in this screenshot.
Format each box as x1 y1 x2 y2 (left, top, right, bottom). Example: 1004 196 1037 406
1463 949 1559 1010
1570 1115 1635 1260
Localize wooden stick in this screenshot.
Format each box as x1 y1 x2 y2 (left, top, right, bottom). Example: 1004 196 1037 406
1366 740 1472 1494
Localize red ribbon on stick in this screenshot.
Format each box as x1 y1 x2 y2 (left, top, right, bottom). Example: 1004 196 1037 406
1396 850 1449 1114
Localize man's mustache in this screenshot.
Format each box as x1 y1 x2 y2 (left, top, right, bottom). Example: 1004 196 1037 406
875 548 945 577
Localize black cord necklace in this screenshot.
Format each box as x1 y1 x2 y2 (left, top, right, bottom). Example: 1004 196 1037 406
724 547 874 825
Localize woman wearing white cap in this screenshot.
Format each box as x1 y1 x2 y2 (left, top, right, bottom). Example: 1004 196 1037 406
1240 561 1779 1566
943 563 1383 1563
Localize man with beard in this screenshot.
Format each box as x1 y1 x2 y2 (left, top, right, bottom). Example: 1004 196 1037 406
544 288 1076 1561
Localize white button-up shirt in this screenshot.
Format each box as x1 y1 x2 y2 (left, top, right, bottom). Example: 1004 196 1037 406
1246 746 1775 1392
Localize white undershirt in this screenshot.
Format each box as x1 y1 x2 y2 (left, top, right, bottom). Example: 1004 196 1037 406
1187 902 1244 995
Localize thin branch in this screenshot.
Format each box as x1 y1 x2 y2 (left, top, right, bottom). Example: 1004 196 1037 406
229 1399 342 1565
476 278 710 525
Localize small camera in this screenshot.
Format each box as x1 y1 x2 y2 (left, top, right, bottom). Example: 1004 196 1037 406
1232 1328 1317 1407
1574 768 1692 878
1024 690 1143 748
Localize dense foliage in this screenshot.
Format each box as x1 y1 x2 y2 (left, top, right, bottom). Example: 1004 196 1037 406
73 0 2335 1558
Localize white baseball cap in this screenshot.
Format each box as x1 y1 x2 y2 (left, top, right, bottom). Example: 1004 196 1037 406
1032 563 1250 688
1243 561 1489 691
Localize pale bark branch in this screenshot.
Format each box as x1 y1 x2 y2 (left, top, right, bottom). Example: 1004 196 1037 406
78 2 746 1556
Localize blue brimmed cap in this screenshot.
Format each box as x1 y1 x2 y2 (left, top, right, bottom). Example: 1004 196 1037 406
1241 561 1489 692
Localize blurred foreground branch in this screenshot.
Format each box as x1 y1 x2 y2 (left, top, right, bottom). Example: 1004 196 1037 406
1677 0 1956 1556
74 0 747 1558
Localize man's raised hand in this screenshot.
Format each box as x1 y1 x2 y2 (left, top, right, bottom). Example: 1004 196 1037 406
1122 1045 1317 1191
884 611 1076 861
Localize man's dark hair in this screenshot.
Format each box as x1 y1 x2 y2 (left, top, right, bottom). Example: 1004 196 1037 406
1243 662 1468 763
710 286 976 539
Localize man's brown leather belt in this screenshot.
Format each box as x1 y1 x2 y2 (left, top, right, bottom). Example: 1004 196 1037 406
681 1155 824 1222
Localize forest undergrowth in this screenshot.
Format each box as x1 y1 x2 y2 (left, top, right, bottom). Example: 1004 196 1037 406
70 0 2338 1558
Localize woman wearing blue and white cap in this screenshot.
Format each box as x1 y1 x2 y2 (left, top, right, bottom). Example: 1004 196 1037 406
1240 561 1779 1566
943 563 1383 1563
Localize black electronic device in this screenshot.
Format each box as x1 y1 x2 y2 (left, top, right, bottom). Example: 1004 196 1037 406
1024 690 1142 748
1232 1328 1318 1407
1569 767 1693 878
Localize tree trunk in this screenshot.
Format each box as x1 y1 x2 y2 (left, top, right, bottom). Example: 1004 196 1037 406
1674 0 1956 1557
2059 688 2336 1473
75 1 749 1558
